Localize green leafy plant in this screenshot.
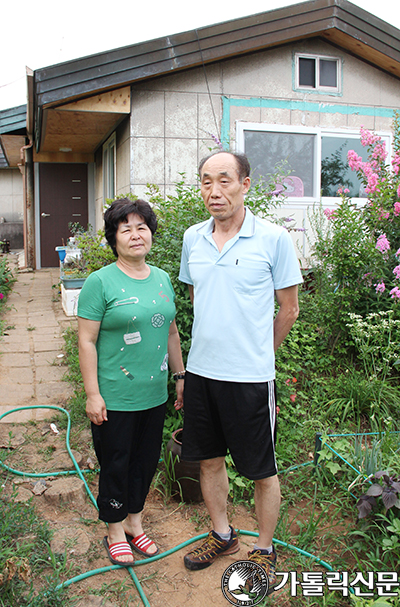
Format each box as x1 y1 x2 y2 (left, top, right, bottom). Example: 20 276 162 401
324 369 399 426
75 228 115 273
0 255 16 308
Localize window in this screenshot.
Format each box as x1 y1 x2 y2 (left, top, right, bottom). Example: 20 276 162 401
321 134 367 198
295 53 340 93
103 133 116 201
236 123 391 202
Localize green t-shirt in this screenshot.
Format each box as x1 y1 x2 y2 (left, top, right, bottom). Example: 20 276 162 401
77 263 176 411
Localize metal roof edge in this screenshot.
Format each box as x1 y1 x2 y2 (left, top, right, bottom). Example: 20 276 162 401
31 0 400 137
0 105 27 134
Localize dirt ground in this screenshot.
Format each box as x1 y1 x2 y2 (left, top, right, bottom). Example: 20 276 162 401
0 420 343 607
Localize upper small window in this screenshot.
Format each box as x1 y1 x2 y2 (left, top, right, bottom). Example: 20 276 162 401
295 53 340 93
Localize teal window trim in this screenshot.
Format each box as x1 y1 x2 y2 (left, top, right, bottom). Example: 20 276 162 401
221 96 395 150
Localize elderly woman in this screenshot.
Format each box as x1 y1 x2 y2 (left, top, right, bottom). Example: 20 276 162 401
77 198 184 566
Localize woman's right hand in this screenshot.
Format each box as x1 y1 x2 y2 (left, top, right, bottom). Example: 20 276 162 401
86 394 108 425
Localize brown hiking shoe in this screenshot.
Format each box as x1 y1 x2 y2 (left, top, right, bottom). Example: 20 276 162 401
184 526 239 570
247 546 277 595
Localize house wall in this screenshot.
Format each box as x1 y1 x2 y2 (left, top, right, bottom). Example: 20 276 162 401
128 39 400 261
130 39 400 198
0 168 24 248
0 169 23 222
93 116 131 231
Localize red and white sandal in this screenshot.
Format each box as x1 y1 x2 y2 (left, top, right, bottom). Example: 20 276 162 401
126 532 160 557
103 536 135 566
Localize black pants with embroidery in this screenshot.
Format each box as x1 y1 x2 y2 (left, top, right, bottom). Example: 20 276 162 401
91 403 166 523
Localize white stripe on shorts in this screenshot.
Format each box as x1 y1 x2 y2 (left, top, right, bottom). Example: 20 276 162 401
268 380 278 473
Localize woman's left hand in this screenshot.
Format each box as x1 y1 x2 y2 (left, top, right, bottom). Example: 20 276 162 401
174 378 184 411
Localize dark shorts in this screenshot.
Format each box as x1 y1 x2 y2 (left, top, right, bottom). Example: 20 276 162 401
181 372 278 480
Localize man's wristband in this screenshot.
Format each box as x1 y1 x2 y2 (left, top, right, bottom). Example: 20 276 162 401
173 371 186 381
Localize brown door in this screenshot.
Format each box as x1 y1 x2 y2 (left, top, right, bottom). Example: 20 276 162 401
39 163 88 267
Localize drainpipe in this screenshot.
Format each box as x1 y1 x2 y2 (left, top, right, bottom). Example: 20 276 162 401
18 140 35 269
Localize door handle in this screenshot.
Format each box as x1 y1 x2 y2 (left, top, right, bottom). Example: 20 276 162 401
41 212 50 217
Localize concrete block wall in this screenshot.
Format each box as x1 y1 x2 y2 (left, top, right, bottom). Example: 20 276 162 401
127 39 400 262
129 39 400 201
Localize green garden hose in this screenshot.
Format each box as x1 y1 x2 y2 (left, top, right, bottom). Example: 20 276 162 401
0 405 346 605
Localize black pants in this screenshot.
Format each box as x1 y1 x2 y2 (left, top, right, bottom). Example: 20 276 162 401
91 403 166 523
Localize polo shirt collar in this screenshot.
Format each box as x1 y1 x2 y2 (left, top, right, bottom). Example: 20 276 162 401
197 207 255 238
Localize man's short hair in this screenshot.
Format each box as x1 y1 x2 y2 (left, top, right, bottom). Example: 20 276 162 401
198 151 251 183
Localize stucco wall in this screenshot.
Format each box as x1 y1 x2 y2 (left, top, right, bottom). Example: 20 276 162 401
0 169 23 222
128 39 400 261
129 39 400 200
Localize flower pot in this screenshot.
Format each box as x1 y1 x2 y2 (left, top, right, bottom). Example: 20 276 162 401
61 276 87 289
165 429 202 503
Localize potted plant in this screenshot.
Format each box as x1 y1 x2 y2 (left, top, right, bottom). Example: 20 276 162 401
60 256 88 289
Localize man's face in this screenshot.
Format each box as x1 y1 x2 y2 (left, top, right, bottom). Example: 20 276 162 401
200 153 251 222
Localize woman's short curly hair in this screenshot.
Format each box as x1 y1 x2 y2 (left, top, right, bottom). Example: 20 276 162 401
104 198 157 257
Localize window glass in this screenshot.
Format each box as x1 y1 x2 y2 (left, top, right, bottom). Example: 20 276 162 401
321 136 367 197
299 57 316 88
320 59 337 87
244 130 315 196
108 142 115 198
103 135 116 201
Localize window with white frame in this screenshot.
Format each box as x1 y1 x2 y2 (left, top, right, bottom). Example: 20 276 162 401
295 53 341 93
103 133 116 201
236 123 391 202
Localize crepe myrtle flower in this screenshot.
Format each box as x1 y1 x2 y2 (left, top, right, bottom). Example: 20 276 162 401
0 293 4 300
378 208 390 220
376 234 390 254
374 282 386 294
323 208 336 220
390 286 400 299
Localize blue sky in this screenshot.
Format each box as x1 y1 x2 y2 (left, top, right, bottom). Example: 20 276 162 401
1 0 400 110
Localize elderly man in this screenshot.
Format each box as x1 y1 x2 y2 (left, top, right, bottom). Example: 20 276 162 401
178 151 302 592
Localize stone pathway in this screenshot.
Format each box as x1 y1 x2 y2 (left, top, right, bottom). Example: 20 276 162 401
0 258 76 423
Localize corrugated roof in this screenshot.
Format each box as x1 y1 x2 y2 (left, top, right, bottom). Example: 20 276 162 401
33 0 400 109
0 105 27 135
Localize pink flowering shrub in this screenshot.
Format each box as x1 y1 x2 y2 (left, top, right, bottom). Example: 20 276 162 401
310 113 400 354
345 115 400 306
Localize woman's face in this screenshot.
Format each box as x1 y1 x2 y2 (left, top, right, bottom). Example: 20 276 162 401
115 213 152 262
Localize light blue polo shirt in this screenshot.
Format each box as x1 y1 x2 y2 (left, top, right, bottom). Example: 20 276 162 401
179 208 303 382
